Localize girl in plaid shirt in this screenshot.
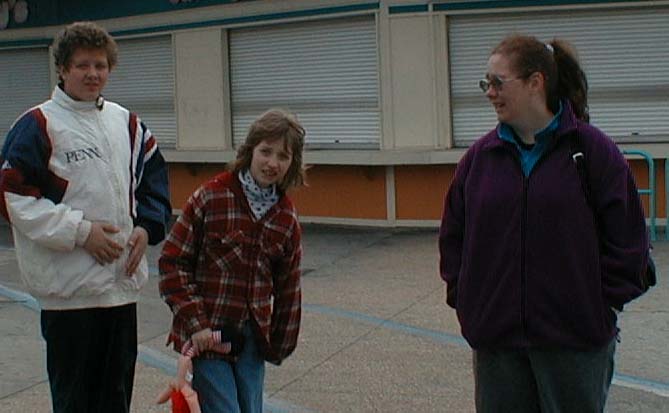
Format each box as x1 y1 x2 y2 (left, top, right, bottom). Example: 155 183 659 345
159 109 306 413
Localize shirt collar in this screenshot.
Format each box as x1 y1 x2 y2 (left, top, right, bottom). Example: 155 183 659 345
497 101 563 144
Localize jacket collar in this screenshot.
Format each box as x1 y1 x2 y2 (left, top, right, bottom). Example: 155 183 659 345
51 85 103 112
497 101 563 146
480 100 579 152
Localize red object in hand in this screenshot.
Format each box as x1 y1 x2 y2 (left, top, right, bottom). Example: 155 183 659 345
171 390 191 413
156 330 231 413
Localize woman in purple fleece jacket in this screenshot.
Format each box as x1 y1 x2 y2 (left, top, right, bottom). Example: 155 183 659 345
439 35 649 413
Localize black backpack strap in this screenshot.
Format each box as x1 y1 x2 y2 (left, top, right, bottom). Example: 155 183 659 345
569 133 595 211
570 133 656 292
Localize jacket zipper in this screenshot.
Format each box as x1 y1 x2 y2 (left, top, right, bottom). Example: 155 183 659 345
514 134 559 343
520 176 528 341
507 143 530 342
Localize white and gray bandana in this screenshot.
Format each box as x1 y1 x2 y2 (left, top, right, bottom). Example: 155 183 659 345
239 169 279 220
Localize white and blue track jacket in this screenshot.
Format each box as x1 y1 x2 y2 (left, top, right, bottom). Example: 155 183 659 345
0 86 171 310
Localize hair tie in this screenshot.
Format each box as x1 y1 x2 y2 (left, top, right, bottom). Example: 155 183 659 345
545 43 554 54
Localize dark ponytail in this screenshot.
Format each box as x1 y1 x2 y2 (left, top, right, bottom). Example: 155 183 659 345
492 35 590 122
549 39 589 123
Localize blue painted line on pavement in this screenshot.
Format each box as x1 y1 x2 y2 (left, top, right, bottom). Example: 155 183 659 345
1 283 668 399
303 303 669 397
304 303 468 347
613 373 669 398
0 283 40 311
137 345 178 376
0 283 306 412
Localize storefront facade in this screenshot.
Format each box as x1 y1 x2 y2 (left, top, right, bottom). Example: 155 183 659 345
1 0 666 226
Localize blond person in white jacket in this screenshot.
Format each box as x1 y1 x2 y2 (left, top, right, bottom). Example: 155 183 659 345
0 22 171 413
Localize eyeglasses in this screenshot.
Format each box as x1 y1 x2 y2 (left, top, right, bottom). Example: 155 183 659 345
479 75 523 93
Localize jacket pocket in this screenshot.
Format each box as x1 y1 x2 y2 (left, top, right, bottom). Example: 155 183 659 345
17 234 115 298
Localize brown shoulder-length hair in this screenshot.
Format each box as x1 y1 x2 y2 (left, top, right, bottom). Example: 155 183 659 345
492 34 589 122
230 109 306 192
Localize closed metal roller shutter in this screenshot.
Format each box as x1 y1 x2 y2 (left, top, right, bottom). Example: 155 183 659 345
0 47 50 146
104 35 177 149
449 7 669 146
230 16 379 148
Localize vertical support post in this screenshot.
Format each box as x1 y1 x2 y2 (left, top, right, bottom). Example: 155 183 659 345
623 150 655 241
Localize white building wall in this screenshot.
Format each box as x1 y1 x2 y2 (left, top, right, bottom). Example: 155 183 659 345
388 15 436 149
174 29 230 150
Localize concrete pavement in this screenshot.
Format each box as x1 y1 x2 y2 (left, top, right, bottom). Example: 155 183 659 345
0 224 667 412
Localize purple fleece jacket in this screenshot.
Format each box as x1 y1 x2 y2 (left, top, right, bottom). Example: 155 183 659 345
439 101 648 350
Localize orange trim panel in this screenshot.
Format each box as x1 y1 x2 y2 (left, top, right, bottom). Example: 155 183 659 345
288 165 387 219
166 162 665 222
168 164 387 220
169 164 226 210
394 165 455 220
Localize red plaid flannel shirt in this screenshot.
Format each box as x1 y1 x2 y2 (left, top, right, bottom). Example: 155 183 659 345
159 171 302 365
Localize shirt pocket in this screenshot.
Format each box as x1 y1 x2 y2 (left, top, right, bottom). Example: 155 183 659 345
204 230 245 273
263 239 286 262
260 222 290 261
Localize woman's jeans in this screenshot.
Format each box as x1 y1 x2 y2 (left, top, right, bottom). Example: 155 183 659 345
192 323 266 413
473 337 616 413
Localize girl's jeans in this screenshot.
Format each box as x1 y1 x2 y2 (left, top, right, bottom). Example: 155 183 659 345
192 322 266 413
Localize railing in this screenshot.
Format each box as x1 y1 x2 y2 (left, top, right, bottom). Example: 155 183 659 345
622 150 656 241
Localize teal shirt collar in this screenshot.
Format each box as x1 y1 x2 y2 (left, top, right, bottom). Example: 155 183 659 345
497 102 563 176
498 101 563 145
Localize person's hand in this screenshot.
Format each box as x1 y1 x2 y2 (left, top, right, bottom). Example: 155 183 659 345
125 226 149 276
83 222 123 264
191 328 214 355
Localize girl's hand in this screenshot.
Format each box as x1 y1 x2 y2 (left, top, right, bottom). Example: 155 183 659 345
191 328 214 354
